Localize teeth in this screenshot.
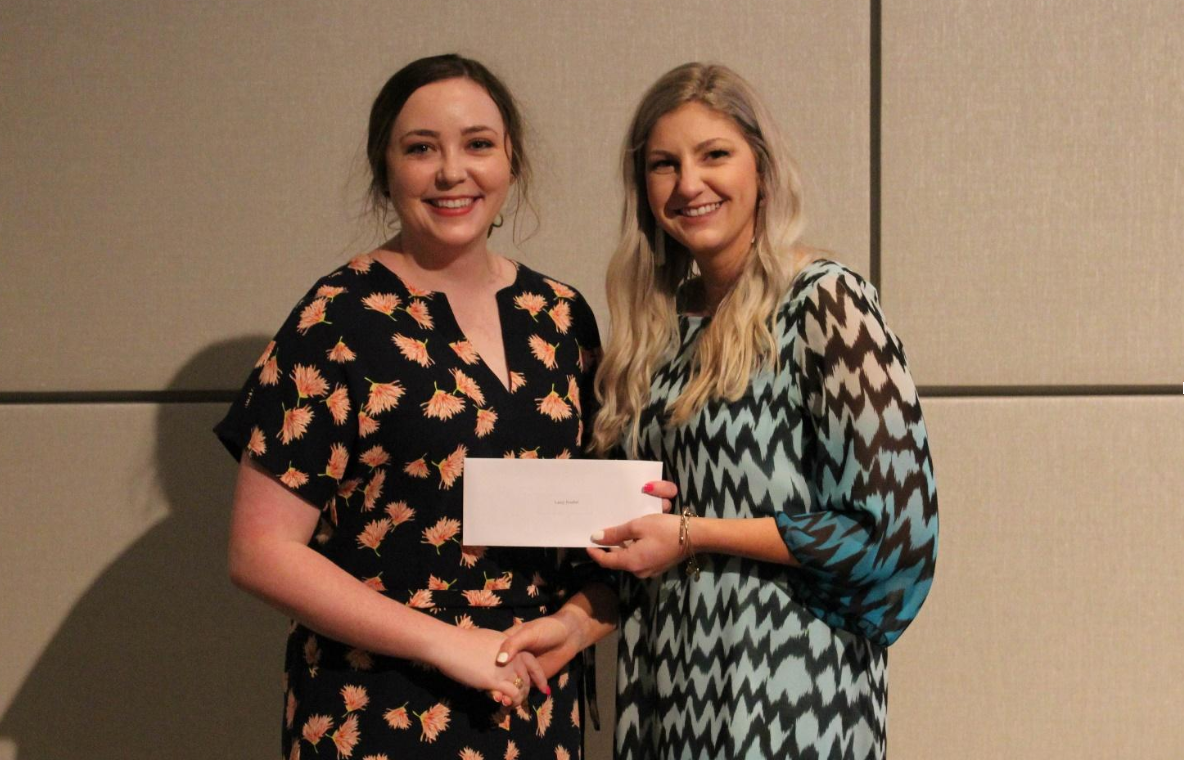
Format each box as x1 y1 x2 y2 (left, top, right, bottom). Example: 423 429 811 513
682 202 721 217
431 198 474 209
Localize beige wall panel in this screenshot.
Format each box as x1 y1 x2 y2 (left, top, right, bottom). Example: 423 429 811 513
882 2 1184 385
889 397 1184 758
1 0 868 393
0 400 286 759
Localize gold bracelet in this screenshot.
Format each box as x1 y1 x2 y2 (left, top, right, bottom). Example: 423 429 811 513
678 506 701 581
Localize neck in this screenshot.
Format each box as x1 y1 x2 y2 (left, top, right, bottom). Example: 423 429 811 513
381 232 502 290
691 234 752 315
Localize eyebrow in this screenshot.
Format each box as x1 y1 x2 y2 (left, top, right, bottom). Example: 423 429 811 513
398 125 499 140
648 137 734 157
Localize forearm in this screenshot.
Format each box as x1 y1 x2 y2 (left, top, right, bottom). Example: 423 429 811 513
230 537 463 666
691 516 799 567
552 581 618 652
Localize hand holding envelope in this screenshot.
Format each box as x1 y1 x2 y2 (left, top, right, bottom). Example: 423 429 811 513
462 458 664 547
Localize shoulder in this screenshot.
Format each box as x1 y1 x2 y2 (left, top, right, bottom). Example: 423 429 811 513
513 262 587 303
779 258 880 323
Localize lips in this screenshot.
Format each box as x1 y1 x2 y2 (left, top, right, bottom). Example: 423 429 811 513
676 200 723 219
425 196 480 216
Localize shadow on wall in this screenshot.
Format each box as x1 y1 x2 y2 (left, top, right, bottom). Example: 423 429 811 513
0 337 287 760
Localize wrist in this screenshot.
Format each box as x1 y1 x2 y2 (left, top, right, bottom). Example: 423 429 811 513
552 605 589 653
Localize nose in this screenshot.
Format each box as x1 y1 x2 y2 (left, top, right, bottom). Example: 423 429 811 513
436 148 466 187
673 163 705 200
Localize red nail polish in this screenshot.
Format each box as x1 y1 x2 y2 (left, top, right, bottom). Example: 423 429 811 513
545 686 551 695
642 483 654 493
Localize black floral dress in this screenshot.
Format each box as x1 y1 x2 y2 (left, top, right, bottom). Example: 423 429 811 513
215 252 601 760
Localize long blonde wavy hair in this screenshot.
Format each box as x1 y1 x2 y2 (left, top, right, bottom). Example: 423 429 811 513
591 62 813 457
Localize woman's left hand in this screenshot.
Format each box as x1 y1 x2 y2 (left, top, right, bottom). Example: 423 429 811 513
496 612 581 682
587 480 685 579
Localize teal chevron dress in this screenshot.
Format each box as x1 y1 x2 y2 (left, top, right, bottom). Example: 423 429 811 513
615 260 938 760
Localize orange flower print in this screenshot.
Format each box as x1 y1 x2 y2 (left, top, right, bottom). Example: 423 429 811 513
454 614 476 629
255 340 276 368
528 335 558 369
427 575 455 590
571 701 580 728
504 740 520 760
347 253 373 273
537 387 572 421
360 445 390 469
483 572 512 591
247 426 267 456
502 451 515 459
317 284 347 300
407 589 435 609
385 500 415 526
509 371 526 393
515 703 531 722
325 385 350 424
346 648 374 671
293 364 330 400
558 672 570 689
305 635 321 676
358 411 379 438
450 340 480 365
405 283 434 297
384 704 411 730
405 299 434 329
290 741 301 760
260 353 281 386
327 338 357 363
404 456 429 478
526 582 538 598
365 378 405 415
459 749 484 760
324 443 349 481
459 545 485 568
341 685 369 714
556 449 571 459
451 369 485 405
357 518 391 555
475 407 497 438
286 689 298 728
547 299 572 334
303 714 334 747
555 747 570 760
544 278 576 300
578 344 599 373
362 574 385 592
298 298 332 334
362 470 385 511
416 703 451 743
281 465 310 489
463 589 501 607
362 292 401 316
362 756 389 760
423 386 465 420
281 405 314 444
493 708 512 731
434 445 467 489
337 478 362 502
393 334 433 367
514 292 547 318
330 713 360 757
422 517 461 552
518 448 539 460
534 696 553 737
567 375 582 412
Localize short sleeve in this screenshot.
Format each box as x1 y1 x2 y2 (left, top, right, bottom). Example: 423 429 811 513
776 265 939 646
215 283 360 513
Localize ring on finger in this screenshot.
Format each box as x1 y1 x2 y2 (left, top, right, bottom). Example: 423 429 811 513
513 676 524 689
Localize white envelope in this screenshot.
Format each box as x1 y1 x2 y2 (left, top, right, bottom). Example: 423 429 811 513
462 458 664 547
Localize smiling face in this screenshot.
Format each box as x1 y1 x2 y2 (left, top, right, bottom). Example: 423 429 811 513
385 77 513 252
644 101 761 270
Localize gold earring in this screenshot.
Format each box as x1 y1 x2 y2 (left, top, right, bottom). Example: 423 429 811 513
487 214 505 238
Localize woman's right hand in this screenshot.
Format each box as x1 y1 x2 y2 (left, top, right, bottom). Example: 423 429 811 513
429 626 548 707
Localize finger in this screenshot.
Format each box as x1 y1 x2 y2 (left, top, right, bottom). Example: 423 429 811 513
490 689 505 704
495 680 519 706
497 626 539 664
590 522 636 547
508 669 530 708
519 651 550 695
661 498 673 514
587 545 629 570
643 480 679 500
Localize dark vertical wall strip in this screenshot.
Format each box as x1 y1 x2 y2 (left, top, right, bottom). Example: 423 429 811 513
869 0 882 292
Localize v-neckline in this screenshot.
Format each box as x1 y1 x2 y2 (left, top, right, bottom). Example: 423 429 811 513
370 257 522 396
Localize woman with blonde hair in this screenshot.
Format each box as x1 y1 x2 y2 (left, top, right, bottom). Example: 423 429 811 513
586 62 938 758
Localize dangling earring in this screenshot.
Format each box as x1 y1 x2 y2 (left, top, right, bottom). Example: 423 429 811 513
654 227 666 267
487 213 505 238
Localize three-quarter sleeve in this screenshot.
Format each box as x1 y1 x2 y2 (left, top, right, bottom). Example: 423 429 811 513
776 265 939 646
215 282 361 515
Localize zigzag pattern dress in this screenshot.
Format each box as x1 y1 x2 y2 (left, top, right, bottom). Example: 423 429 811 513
615 260 939 760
